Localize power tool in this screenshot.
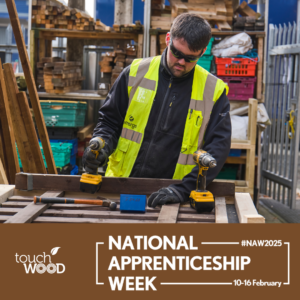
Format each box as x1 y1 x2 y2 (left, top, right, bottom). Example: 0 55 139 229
80 137 105 194
189 150 217 213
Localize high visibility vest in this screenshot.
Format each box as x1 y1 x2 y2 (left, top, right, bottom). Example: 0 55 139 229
105 56 228 179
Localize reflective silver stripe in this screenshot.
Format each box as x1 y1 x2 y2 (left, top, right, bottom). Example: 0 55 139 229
197 74 218 149
178 153 194 165
128 76 135 86
189 99 204 111
121 128 142 144
128 57 156 105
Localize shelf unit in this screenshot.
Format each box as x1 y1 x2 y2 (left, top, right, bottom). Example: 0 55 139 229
218 98 258 198
30 28 144 79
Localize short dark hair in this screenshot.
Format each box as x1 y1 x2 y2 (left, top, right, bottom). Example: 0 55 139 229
170 13 212 52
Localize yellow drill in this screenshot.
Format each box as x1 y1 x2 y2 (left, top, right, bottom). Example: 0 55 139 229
80 137 105 194
189 150 217 213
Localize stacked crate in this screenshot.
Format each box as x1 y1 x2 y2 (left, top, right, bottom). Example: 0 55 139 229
215 57 258 101
196 37 214 72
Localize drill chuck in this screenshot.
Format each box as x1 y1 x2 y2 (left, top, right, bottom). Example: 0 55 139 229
89 137 105 151
193 150 217 169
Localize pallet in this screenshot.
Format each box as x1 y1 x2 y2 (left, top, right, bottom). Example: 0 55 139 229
0 175 264 224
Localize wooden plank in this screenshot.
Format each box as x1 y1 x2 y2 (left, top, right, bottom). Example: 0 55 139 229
5 0 57 174
157 203 180 223
15 173 236 197
2 200 203 215
256 37 264 100
77 123 95 141
235 1 260 18
0 206 214 222
0 159 9 185
17 92 47 174
0 184 15 204
30 30 36 78
215 197 228 223
235 193 265 223
3 63 36 173
0 60 20 184
4 191 64 223
137 34 143 58
150 35 157 57
0 215 156 224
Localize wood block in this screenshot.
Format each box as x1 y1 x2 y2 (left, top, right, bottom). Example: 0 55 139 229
235 1 261 19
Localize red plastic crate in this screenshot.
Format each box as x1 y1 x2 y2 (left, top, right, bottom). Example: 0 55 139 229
215 57 258 76
219 76 256 101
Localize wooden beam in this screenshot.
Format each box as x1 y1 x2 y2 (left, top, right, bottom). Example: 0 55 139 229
137 34 143 58
38 29 137 40
157 203 180 223
215 197 228 223
77 123 95 141
14 173 236 197
17 92 47 174
150 35 157 57
5 0 57 174
0 60 20 184
3 63 36 173
0 184 15 204
235 193 265 223
0 159 9 185
4 190 64 223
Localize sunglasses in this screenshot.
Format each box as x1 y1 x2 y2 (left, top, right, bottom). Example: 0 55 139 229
169 38 203 63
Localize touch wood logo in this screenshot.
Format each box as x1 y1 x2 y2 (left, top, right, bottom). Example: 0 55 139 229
15 247 66 274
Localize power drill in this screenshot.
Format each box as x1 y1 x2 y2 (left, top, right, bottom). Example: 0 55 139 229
80 137 105 194
189 150 217 213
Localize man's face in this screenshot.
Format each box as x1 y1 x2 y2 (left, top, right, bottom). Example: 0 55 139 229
166 34 205 78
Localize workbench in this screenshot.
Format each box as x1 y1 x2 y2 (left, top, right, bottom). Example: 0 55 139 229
0 174 264 224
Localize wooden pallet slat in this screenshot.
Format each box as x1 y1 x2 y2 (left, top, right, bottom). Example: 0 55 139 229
4 191 64 223
5 0 57 174
215 197 228 223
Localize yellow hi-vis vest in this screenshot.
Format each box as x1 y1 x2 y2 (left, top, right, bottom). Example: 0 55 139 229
105 56 228 179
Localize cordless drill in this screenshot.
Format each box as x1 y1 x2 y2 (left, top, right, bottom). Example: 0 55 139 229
189 150 217 213
80 137 105 194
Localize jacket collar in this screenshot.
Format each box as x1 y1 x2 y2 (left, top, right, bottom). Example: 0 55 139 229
160 47 195 81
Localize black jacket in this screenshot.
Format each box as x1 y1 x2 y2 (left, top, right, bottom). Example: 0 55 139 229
93 49 231 202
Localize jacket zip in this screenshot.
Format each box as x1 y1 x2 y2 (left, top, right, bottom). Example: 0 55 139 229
163 94 176 131
139 77 173 177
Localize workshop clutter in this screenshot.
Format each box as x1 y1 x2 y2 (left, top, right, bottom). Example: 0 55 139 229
37 57 84 94
99 45 137 91
32 0 109 31
40 100 87 127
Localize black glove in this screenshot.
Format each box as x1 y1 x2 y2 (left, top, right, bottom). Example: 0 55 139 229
148 187 181 208
82 147 108 174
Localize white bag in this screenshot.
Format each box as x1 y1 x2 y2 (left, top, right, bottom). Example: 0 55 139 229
212 33 253 57
231 115 249 140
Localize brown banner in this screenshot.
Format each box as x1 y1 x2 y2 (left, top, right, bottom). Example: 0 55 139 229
0 224 299 299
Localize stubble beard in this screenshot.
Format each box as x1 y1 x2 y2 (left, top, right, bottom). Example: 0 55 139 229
169 62 187 78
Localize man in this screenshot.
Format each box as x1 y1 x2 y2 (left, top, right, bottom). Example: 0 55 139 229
83 13 231 211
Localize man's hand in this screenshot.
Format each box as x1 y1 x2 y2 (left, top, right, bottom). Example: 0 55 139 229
148 187 181 208
82 147 108 174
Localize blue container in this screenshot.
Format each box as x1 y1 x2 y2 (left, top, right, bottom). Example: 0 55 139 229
50 138 78 156
70 154 76 168
120 194 147 212
71 165 79 175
